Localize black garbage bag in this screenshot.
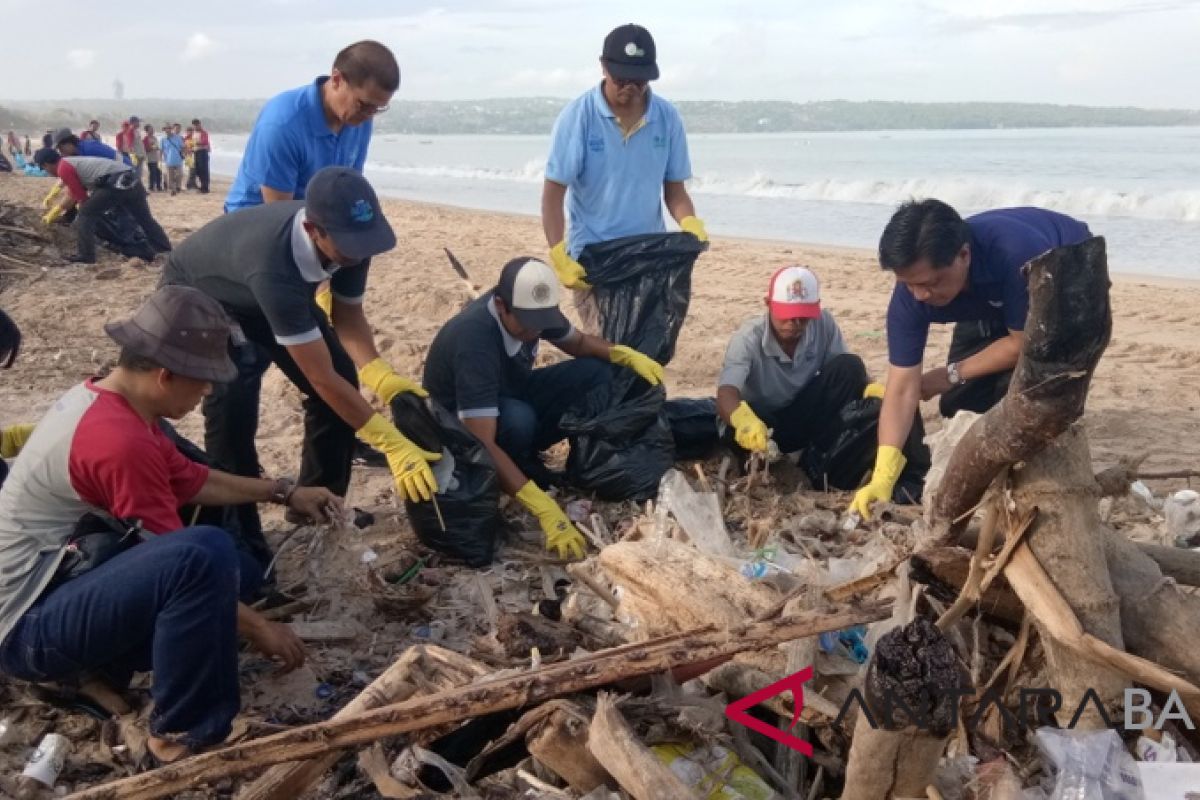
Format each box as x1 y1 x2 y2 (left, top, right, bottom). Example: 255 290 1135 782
559 382 674 502
96 205 157 261
799 397 881 492
577 232 707 365
562 233 705 498
664 397 720 461
391 393 502 566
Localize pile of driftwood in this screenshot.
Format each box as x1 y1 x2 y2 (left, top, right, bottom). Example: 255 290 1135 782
0 201 57 275
50 237 1200 798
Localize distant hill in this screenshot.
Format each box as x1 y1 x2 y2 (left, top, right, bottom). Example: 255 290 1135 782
4 98 1199 136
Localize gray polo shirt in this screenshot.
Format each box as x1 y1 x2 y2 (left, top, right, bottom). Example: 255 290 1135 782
718 311 847 414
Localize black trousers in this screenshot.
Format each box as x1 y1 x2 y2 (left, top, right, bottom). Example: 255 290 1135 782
194 150 210 193
939 319 1012 418
201 315 357 569
146 162 162 191
76 183 171 262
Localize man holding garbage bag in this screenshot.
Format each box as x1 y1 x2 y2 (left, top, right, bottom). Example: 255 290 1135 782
540 23 705 326
718 266 928 497
161 166 438 568
423 257 666 559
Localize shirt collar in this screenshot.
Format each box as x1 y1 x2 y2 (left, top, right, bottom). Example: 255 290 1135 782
290 209 335 283
487 295 525 357
306 77 336 139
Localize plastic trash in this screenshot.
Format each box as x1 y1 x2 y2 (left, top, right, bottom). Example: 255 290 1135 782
21 733 69 788
818 626 870 664
1035 728 1144 800
1163 489 1200 544
659 469 734 557
651 742 777 800
1130 481 1160 511
1136 732 1178 763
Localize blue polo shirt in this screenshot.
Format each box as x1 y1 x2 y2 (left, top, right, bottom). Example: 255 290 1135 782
78 139 122 162
224 77 371 212
545 83 692 258
886 207 1092 368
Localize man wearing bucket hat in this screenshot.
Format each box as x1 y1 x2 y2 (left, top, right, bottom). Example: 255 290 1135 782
161 166 438 568
717 266 929 494
541 23 705 324
0 286 342 764
423 257 665 559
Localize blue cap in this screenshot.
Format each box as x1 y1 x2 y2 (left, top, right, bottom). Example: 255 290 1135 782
304 167 396 261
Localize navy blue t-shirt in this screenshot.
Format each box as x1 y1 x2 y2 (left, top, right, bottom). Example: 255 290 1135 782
886 207 1091 368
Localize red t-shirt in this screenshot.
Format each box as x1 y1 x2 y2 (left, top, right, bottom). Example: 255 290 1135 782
194 129 210 150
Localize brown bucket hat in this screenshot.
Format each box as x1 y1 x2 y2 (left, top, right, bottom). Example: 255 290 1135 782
104 286 237 382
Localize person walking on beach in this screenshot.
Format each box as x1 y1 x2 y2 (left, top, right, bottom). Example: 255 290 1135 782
849 199 1092 521
161 124 185 196
224 40 398 212
541 24 706 326
160 167 439 571
144 124 162 192
81 120 100 141
184 126 198 191
190 118 211 194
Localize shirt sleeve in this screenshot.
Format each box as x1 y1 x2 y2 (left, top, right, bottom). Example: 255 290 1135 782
544 107 583 185
717 326 755 392
329 261 369 304
454 342 502 418
254 124 303 196
247 270 322 345
664 105 693 183
822 312 849 364
58 161 88 203
886 284 931 368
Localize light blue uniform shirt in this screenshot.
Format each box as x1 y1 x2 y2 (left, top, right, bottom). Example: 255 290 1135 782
225 77 371 212
545 84 692 258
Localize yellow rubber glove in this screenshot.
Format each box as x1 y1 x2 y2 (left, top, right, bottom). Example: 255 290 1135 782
42 183 62 209
315 287 333 319
863 382 885 399
0 424 35 459
549 241 590 290
516 480 586 560
42 205 65 226
356 414 441 502
359 357 429 404
680 215 708 243
730 401 769 453
850 445 907 520
609 345 664 386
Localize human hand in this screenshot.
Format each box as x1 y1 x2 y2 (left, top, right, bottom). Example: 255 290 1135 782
920 367 951 401
549 241 590 290
359 357 429 404
680 215 708 243
609 344 664 386
247 620 306 674
730 401 769 453
287 486 343 524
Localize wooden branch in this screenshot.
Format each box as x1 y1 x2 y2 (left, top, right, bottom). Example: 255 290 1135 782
937 498 1002 631
72 602 891 800
587 693 692 800
526 701 611 793
930 238 1112 540
236 645 487 800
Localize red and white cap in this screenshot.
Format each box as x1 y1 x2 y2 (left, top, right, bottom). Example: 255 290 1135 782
766 266 821 320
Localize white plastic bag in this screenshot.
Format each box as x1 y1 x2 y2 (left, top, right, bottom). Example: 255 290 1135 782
1035 728 1144 800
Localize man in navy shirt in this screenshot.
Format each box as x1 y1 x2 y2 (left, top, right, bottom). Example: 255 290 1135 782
224 41 398 212
851 199 1091 519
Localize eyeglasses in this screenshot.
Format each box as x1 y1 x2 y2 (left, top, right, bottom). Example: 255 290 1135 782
609 76 648 90
351 95 390 116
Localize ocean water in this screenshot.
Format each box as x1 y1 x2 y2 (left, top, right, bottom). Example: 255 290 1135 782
210 126 1200 278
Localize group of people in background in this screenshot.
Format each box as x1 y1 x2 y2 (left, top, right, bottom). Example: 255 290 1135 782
0 27 1097 763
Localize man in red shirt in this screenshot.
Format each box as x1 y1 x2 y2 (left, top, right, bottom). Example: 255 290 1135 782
191 118 211 194
0 287 342 763
35 148 171 263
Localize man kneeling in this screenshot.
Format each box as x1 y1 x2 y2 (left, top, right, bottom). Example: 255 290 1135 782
717 266 928 499
0 287 341 764
423 257 665 560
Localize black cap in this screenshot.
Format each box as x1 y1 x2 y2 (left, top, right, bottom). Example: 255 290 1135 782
601 24 659 81
33 147 60 167
304 167 396 262
495 258 570 332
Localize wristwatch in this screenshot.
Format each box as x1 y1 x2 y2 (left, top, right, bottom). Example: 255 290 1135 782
947 361 964 386
269 477 297 506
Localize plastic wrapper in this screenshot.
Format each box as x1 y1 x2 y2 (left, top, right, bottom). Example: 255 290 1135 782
1035 728 1144 800
651 742 778 799
391 394 501 566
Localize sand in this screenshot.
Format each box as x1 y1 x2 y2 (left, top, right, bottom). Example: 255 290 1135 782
1 172 1197 488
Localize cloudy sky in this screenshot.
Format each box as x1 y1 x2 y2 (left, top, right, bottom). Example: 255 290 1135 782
2 0 1198 108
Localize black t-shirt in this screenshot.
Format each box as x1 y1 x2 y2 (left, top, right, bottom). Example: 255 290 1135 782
160 200 370 345
423 291 573 418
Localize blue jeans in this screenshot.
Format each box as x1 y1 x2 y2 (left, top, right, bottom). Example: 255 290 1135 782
0 527 242 748
496 358 611 480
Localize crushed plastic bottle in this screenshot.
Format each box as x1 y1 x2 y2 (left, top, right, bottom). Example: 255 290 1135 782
818 626 870 664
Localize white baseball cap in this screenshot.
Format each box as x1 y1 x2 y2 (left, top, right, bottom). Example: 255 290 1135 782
496 258 569 331
767 265 822 320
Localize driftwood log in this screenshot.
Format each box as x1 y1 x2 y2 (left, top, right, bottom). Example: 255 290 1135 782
68 602 890 800
587 693 693 799
525 701 611 793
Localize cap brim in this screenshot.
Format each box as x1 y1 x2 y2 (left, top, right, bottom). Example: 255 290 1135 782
104 321 237 383
769 301 821 320
604 59 659 81
326 218 397 262
512 305 569 332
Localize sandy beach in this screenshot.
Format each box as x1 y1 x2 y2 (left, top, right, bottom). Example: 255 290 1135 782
2 172 1198 490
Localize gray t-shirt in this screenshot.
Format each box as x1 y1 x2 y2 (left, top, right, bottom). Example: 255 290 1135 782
161 200 369 346
718 311 848 414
